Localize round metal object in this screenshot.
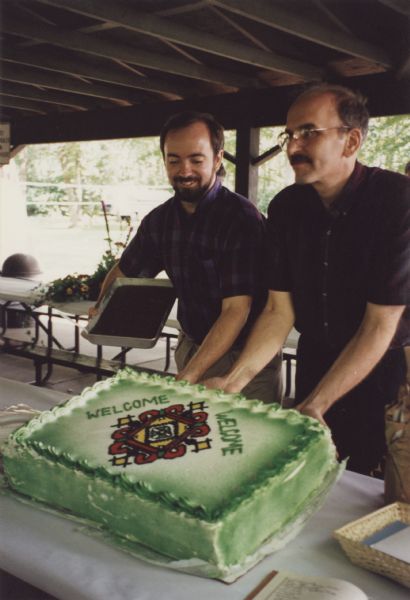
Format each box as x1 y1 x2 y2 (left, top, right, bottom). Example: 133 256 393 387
1 253 42 278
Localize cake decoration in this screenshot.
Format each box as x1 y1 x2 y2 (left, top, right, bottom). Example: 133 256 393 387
109 402 212 466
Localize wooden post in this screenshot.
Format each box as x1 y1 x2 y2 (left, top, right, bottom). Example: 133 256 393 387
234 126 260 205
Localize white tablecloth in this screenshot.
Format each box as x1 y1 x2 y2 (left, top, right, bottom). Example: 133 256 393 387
0 379 408 600
0 276 45 304
0 376 69 410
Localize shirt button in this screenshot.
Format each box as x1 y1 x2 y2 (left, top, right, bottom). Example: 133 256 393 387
322 292 327 297
326 230 331 236
324 321 328 326
323 261 328 267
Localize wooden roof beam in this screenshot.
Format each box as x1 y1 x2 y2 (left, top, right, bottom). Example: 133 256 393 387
34 0 323 80
210 0 392 67
155 2 210 18
208 5 272 52
8 72 410 146
2 14 254 89
2 47 188 99
311 0 354 36
1 63 146 105
378 0 410 17
397 53 410 78
1 81 106 111
0 95 47 114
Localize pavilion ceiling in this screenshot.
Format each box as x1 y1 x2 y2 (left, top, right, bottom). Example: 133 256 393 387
1 0 409 146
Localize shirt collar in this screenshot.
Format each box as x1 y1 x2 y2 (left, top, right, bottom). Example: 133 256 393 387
173 178 222 216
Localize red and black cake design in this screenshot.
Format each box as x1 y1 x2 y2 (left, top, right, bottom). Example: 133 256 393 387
109 401 212 466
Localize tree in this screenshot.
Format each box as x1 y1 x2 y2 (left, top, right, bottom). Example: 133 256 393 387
57 142 84 226
359 116 410 173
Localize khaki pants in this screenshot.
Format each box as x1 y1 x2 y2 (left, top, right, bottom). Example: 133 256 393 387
174 332 283 404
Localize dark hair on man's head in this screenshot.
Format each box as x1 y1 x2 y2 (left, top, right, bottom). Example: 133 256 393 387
295 83 370 139
405 161 410 176
160 110 225 156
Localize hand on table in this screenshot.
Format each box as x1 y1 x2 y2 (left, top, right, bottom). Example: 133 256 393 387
296 401 328 427
201 376 227 391
175 371 197 385
87 305 100 319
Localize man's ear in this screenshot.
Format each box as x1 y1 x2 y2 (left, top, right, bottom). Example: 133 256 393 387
343 128 362 157
215 149 224 170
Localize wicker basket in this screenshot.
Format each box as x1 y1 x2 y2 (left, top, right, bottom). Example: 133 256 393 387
334 502 410 588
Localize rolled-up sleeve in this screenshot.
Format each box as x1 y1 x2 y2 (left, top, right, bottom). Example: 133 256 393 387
119 215 163 278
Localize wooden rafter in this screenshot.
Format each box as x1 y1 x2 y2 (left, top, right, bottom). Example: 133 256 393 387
1 63 146 105
1 81 104 110
2 14 255 89
210 0 392 67
2 47 188 99
377 0 410 17
33 0 323 80
208 5 272 52
0 95 47 114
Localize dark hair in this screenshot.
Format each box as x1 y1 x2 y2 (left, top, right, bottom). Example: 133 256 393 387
160 110 224 156
295 83 370 139
405 161 410 175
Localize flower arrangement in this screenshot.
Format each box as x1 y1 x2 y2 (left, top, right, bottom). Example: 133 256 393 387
44 202 133 304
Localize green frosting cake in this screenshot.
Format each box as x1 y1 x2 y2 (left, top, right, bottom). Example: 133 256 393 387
2 369 340 580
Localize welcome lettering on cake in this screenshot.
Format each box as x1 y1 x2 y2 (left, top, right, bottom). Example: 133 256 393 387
216 411 243 455
86 394 170 418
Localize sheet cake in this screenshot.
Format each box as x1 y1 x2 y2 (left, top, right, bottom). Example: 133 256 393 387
2 369 340 580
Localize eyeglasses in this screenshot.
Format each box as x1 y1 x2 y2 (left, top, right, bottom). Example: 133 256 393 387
277 126 351 150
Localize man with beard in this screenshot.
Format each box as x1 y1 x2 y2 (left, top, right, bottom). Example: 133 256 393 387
89 111 282 403
204 84 409 475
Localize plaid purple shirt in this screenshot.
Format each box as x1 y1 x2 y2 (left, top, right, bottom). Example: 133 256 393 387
120 180 267 345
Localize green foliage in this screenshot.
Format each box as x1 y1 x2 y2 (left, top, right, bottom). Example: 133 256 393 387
359 115 410 173
43 272 93 303
14 137 168 218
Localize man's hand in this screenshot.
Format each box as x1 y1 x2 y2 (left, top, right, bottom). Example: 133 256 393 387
296 401 328 427
175 371 196 384
201 376 229 391
87 262 124 320
88 305 100 319
174 295 252 385
201 375 246 395
295 303 405 429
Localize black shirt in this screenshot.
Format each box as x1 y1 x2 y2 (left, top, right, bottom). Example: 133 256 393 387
267 162 410 351
120 181 267 345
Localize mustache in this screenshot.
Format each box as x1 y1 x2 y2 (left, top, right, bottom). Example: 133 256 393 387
289 154 312 165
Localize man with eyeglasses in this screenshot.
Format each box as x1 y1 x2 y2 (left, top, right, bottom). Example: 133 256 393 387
205 84 409 476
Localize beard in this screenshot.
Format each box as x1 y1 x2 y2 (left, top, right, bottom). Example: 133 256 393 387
172 176 213 203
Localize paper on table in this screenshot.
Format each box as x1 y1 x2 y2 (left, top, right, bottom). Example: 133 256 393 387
245 571 367 600
371 526 410 564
